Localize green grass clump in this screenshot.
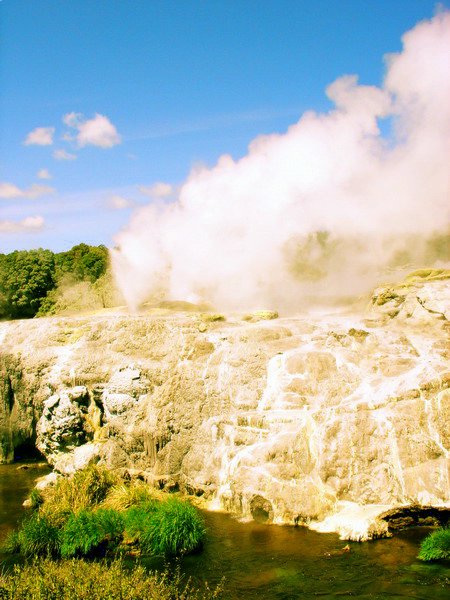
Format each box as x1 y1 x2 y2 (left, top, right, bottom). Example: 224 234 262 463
41 464 118 524
60 509 124 558
29 488 44 510
140 497 206 557
0 558 223 600
3 466 206 561
418 526 450 561
124 501 159 543
2 530 21 554
102 481 163 511
9 514 60 557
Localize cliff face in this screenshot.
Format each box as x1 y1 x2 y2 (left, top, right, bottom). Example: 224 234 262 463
0 273 449 539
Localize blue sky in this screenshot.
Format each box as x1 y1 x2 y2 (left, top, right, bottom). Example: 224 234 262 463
1 0 448 253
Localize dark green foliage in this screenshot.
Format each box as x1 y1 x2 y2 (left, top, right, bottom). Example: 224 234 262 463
418 526 450 561
29 488 43 510
54 243 108 283
124 501 159 542
0 558 223 600
12 514 60 557
2 530 21 554
0 244 109 319
60 509 124 557
140 497 206 557
0 249 55 318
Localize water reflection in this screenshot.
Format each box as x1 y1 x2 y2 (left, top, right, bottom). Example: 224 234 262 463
0 461 50 542
164 513 449 599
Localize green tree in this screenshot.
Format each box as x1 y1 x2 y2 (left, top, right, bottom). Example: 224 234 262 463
0 244 112 320
0 249 56 318
55 244 108 283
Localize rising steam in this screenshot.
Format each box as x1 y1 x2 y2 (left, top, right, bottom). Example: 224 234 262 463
113 12 450 312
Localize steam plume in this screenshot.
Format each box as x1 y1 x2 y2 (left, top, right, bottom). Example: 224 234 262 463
113 12 450 312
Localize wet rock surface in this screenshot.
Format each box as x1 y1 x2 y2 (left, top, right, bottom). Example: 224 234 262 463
380 504 450 530
0 273 449 539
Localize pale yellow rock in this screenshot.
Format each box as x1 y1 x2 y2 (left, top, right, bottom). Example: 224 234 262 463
242 310 279 323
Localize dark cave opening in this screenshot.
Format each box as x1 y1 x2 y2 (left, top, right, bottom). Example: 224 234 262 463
13 440 45 462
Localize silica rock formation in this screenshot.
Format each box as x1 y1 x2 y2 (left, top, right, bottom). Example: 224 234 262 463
0 271 449 540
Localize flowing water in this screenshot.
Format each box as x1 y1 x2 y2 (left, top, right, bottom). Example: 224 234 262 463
0 463 448 599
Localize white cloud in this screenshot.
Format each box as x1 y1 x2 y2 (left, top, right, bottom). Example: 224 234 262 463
63 112 82 127
63 112 121 148
0 182 24 198
37 168 52 180
24 127 55 146
53 149 77 161
0 182 55 199
0 215 45 233
138 182 173 198
106 195 134 210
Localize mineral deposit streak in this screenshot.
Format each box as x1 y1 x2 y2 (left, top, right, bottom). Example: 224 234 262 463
0 272 449 540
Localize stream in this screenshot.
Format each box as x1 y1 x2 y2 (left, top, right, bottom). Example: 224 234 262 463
0 462 448 599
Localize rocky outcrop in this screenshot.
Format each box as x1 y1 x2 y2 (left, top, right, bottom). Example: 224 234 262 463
0 272 449 539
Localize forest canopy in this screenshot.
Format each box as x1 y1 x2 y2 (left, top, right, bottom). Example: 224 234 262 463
0 244 110 319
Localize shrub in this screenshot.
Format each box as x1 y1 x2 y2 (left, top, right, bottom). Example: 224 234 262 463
14 514 60 557
418 526 450 561
60 509 124 558
0 558 223 600
140 498 206 557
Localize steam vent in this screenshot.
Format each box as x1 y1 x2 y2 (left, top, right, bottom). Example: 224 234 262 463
1 270 449 540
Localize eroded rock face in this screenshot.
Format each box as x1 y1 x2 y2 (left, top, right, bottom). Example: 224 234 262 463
37 387 90 457
0 273 449 539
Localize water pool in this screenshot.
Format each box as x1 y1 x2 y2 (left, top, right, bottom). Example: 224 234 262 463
1 463 448 599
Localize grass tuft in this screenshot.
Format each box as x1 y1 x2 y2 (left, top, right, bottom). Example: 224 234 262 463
41 464 118 525
11 514 61 557
140 497 206 557
418 526 450 561
102 480 163 511
123 501 159 543
29 488 44 510
60 509 124 558
2 530 21 554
